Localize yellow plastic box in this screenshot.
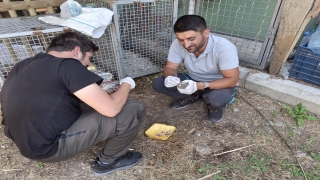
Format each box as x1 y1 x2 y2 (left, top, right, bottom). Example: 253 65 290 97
145 123 176 140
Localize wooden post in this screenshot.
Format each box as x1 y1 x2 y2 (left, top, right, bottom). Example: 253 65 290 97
269 0 320 75
3 0 18 18
25 0 37 16
46 7 55 14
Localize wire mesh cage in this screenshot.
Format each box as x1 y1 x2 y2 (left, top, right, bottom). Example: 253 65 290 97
177 0 282 70
0 15 121 82
108 0 176 78
0 0 177 83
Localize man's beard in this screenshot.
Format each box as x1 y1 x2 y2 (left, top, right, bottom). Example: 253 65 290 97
78 54 86 65
185 36 206 53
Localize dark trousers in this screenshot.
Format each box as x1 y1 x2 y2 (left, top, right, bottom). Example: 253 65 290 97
39 99 146 163
152 73 236 108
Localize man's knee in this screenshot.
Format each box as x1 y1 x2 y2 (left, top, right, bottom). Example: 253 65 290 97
126 99 146 115
152 76 165 92
204 89 234 108
122 100 146 122
115 100 146 133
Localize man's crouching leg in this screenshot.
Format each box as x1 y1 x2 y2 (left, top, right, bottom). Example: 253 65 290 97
203 87 236 123
92 99 146 176
38 100 146 177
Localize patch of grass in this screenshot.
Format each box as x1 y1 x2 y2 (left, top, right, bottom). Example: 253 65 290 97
248 153 271 173
300 145 308 150
311 153 320 161
288 131 296 139
285 164 304 177
198 164 213 174
271 110 278 117
307 135 315 143
282 163 320 179
282 103 318 127
35 162 44 169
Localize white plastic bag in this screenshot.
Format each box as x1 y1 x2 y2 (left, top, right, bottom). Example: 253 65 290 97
279 61 292 79
39 7 114 38
60 0 82 18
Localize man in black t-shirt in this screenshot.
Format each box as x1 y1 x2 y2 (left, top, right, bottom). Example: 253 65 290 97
0 31 146 177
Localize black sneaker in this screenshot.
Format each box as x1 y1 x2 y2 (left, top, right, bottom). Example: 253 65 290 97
207 104 224 123
169 95 202 109
92 151 142 176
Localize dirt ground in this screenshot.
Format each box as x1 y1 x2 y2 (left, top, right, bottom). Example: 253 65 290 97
1 73 320 180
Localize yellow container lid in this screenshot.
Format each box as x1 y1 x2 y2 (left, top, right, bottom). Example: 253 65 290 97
145 123 176 140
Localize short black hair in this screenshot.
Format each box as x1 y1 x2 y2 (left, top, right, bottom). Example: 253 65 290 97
174 15 207 33
46 31 99 55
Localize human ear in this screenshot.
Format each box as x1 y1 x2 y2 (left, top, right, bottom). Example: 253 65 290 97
203 29 210 38
74 46 82 59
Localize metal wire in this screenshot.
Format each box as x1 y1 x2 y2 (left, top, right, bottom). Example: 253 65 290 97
0 15 120 81
178 0 280 70
0 0 283 82
111 0 174 78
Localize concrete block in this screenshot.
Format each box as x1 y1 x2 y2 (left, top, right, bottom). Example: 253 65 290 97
239 66 320 116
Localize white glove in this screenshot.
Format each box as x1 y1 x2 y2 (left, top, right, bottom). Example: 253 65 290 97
164 76 181 87
119 77 135 89
177 80 197 94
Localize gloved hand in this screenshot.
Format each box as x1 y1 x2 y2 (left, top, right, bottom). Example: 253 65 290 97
177 80 197 94
119 77 135 89
164 76 181 87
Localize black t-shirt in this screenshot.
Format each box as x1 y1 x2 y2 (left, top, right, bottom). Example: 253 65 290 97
0 53 103 159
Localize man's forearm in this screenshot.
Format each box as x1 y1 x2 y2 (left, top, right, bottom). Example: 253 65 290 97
163 66 178 78
203 77 238 90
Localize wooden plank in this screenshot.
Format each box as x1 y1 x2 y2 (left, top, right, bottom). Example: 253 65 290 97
35 8 48 12
0 0 65 11
3 0 18 18
269 0 320 75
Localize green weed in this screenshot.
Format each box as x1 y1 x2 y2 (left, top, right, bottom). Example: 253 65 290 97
282 103 318 126
311 153 320 161
198 164 213 174
282 163 320 179
271 110 278 116
307 135 315 143
35 162 44 169
300 145 308 150
249 153 271 173
288 129 296 139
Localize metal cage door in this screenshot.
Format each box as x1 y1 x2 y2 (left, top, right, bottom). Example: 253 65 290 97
109 0 177 78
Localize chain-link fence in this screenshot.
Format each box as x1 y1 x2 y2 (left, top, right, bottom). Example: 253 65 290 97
0 0 177 82
108 0 175 78
0 16 120 81
177 0 282 69
0 0 282 83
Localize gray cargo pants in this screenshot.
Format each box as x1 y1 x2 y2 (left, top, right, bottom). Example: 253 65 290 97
39 99 146 163
152 73 236 108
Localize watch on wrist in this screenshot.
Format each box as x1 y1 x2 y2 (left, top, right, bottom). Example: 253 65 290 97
203 82 209 90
